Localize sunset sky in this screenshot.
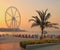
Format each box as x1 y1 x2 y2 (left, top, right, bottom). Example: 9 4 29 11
0 0 60 32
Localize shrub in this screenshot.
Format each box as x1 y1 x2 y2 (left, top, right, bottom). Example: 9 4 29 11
20 39 60 48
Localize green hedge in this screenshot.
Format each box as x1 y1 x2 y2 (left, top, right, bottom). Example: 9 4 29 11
20 39 60 48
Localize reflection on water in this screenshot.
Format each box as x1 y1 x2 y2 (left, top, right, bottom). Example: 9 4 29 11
0 42 25 50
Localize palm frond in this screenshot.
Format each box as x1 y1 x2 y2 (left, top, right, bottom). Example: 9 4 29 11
29 19 36 22
45 9 48 15
45 23 52 27
36 19 41 24
46 23 59 27
46 21 51 24
44 21 51 26
49 25 59 29
32 16 41 24
41 11 45 20
32 16 39 20
42 10 45 16
51 23 58 25
31 23 39 28
48 23 59 29
45 13 51 21
45 22 59 29
32 16 36 18
36 10 43 20
53 26 59 29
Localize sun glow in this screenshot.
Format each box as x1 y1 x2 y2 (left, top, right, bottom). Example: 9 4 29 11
0 0 60 32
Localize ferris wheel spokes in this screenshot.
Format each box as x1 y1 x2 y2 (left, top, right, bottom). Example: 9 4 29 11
6 12 12 17
11 8 14 16
5 6 21 28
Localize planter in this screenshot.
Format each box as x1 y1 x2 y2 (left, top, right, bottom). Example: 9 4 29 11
20 43 60 49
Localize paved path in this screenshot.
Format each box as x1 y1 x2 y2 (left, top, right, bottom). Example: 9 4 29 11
0 36 37 43
30 44 60 50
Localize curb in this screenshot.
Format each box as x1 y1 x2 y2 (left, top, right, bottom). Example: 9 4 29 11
26 43 60 49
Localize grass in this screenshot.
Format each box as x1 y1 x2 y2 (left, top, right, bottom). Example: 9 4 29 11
20 39 60 48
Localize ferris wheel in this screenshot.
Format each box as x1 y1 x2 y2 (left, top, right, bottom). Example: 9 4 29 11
5 6 21 28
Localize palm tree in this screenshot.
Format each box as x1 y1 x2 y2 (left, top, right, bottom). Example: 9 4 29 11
29 9 59 39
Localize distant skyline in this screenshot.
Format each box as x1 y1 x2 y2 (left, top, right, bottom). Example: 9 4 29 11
0 0 60 32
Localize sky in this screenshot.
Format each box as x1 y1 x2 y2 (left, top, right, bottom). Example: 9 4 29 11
0 0 60 32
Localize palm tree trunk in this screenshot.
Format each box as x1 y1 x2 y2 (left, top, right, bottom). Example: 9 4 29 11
40 28 44 39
